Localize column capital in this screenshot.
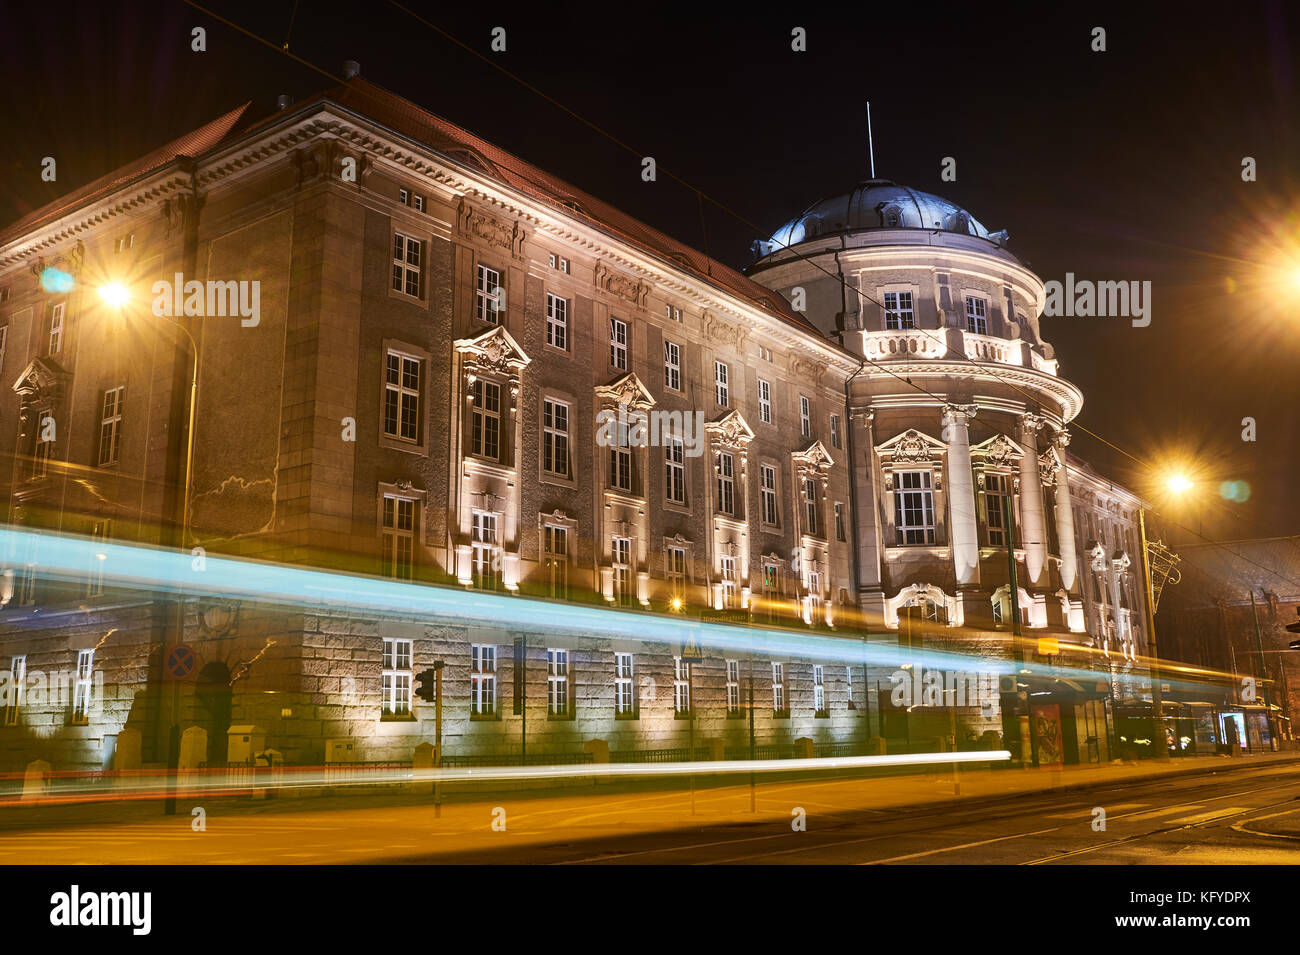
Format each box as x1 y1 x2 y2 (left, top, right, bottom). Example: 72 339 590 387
1018 411 1045 434
942 402 979 422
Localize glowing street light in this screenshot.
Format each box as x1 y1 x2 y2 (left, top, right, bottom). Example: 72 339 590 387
97 282 130 308
1166 474 1193 495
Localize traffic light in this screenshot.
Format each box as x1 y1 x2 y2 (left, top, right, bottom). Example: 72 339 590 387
414 668 438 703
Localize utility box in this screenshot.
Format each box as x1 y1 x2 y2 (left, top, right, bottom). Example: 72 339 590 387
227 725 265 764
325 739 356 763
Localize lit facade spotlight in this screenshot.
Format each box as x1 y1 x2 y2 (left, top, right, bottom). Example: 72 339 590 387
1167 474 1193 494
670 597 683 612
98 283 130 308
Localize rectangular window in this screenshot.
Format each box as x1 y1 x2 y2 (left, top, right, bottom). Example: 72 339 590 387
49 303 65 355
476 264 503 324
543 398 570 478
673 657 691 714
4 655 26 726
883 290 915 330
546 292 568 350
803 478 819 536
808 570 823 618
382 638 412 718
609 317 627 369
384 351 421 443
800 395 811 437
667 545 687 599
763 561 779 595
471 380 501 460
412 194 424 213
985 473 1012 546
834 502 846 542
758 345 772 362
607 413 633 491
716 452 735 515
392 233 421 297
845 665 855 709
547 649 569 716
472 510 499 589
895 470 936 545
720 555 737 608
665 304 682 323
471 644 496 716
771 662 786 713
542 524 568 599
612 536 632 605
664 340 681 391
399 188 410 205
965 296 988 335
665 437 686 504
98 386 124 467
830 413 841 449
71 649 94 724
559 257 569 274
714 361 729 407
726 659 741 714
760 464 779 526
615 652 635 715
758 379 772 424
814 664 826 714
87 519 111 597
382 496 417 580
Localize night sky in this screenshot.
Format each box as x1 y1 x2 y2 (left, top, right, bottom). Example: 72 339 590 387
2 1 1297 546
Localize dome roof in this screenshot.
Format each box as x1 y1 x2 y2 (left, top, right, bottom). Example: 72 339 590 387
757 178 1006 255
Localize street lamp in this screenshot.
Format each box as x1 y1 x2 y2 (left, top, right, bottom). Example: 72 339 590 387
1138 472 1194 761
99 281 200 814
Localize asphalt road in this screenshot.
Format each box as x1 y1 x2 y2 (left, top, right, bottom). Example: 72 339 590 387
483 762 1300 865
4 760 1300 864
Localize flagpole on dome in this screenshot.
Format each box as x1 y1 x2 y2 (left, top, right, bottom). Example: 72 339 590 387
866 102 876 178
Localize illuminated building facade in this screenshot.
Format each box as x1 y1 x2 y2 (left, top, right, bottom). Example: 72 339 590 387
0 76 1149 770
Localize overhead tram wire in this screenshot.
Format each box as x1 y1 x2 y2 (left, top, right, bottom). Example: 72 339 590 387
180 0 1300 597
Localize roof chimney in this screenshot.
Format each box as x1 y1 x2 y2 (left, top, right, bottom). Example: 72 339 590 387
276 94 292 111
343 60 361 79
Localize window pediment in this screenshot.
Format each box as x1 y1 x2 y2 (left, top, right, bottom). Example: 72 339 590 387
455 325 531 377
595 371 656 411
705 409 755 448
877 428 946 464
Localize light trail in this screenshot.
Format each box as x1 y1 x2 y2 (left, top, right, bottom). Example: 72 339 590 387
1 750 1013 804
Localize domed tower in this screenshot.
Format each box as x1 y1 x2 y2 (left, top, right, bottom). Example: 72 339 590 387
748 180 1087 636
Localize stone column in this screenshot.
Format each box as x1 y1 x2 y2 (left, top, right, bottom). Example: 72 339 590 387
943 404 980 586
1017 413 1048 587
1051 429 1079 593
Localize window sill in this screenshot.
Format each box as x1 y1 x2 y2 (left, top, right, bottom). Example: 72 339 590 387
673 709 696 721
814 710 829 720
469 711 501 722
539 471 577 490
614 710 639 721
772 710 791 720
725 709 747 720
380 714 417 723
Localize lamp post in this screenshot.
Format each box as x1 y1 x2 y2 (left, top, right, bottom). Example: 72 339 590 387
99 283 200 812
1137 508 1170 761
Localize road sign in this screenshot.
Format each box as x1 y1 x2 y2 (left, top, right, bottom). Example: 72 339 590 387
165 645 197 681
679 634 704 662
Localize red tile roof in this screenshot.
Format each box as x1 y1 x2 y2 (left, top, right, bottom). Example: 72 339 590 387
0 103 251 247
2 79 833 348
242 78 832 343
